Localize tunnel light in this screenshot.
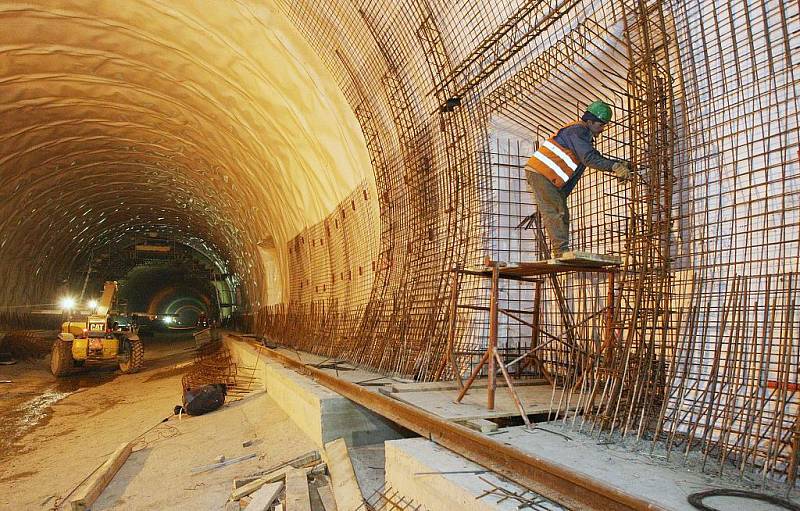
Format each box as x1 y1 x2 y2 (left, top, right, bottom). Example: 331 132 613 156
59 297 76 311
87 299 98 310
163 316 173 324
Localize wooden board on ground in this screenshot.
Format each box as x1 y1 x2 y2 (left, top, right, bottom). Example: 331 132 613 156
232 466 312 501
285 468 311 511
388 384 588 421
70 441 133 511
243 481 283 511
323 439 363 511
460 418 498 433
317 483 338 511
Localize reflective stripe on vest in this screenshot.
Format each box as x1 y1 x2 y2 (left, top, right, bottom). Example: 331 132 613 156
526 132 581 189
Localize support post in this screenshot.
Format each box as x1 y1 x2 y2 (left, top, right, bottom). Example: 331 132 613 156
530 279 542 375
454 347 491 403
531 279 555 385
494 349 532 428
487 265 499 410
516 279 553 385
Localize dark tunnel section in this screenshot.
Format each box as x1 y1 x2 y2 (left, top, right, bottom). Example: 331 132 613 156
83 237 236 333
0 235 238 339
116 265 215 335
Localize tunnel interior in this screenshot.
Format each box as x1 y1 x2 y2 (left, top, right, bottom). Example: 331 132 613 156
0 0 376 323
1 0 799 489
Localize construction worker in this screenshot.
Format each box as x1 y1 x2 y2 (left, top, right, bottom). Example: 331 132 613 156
525 100 632 259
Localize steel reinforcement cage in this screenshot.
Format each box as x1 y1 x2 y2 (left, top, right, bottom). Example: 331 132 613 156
248 0 800 484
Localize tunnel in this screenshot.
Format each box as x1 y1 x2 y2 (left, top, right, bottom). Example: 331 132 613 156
1 0 799 509
0 0 377 326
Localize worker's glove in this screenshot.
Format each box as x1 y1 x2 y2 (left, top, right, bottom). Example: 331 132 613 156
612 161 633 182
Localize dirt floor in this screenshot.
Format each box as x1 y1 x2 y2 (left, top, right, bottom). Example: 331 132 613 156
0 333 317 510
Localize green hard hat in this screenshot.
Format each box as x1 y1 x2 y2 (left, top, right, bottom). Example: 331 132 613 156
586 100 613 123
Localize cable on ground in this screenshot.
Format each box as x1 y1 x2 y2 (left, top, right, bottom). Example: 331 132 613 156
687 488 800 511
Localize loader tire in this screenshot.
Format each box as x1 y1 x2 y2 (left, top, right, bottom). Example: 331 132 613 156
50 340 74 377
119 338 144 374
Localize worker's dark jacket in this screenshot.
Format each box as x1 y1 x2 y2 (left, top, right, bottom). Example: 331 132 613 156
525 122 617 195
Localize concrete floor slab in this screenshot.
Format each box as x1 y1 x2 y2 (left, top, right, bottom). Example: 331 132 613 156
225 342 800 510
385 438 563 511
94 391 317 510
491 423 800 511
270 347 411 388
349 443 385 500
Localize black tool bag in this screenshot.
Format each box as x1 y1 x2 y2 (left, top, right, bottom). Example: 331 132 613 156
182 383 227 416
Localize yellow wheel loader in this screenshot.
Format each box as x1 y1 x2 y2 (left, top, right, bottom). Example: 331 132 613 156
51 282 144 377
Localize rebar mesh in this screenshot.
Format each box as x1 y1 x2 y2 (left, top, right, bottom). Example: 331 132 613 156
247 0 800 485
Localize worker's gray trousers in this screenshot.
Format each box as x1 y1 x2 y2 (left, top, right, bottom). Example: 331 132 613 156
525 170 569 256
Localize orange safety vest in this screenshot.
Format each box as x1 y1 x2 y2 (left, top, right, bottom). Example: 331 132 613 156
525 122 582 189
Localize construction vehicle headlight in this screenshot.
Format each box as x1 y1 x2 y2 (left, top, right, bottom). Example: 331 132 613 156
163 316 173 324
60 297 76 310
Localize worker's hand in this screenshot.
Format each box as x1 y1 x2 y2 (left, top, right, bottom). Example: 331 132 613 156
612 161 633 181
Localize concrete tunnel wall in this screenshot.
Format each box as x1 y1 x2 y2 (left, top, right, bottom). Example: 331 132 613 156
0 0 378 312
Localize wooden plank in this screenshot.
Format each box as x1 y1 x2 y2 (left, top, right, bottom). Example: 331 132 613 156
461 418 498 433
323 439 363 511
243 481 283 511
317 483 338 511
391 378 546 393
233 476 261 489
463 257 617 277
285 468 311 511
389 386 589 421
70 441 133 511
558 251 621 265
231 466 311 501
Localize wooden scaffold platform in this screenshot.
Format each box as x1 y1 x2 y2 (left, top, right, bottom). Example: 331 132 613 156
445 251 621 427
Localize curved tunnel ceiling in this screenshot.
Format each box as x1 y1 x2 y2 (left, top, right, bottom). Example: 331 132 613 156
0 0 376 308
